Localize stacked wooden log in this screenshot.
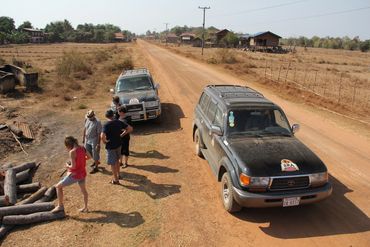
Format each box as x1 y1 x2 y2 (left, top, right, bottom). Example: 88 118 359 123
0 162 65 240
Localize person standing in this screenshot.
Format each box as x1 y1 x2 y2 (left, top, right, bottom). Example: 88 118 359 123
52 136 90 213
82 110 102 174
101 109 132 184
112 96 121 120
118 106 133 168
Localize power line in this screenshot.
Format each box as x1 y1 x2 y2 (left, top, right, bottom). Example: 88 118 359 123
252 6 370 26
199 6 210 56
216 0 310 17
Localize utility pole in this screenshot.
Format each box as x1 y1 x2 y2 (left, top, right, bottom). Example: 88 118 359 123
198 6 210 55
164 22 169 45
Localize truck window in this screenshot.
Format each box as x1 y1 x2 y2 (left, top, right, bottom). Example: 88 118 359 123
199 93 210 112
206 101 217 122
213 107 223 128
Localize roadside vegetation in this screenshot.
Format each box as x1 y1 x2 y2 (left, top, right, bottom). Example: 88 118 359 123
158 42 370 123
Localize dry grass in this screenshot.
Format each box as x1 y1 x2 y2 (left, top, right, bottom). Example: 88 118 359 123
157 42 370 121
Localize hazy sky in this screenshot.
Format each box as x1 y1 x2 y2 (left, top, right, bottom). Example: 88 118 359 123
1 0 370 39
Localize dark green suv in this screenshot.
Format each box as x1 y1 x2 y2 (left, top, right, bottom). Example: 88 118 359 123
192 85 332 213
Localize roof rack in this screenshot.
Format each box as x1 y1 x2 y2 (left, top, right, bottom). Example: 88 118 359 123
120 68 150 76
207 84 263 98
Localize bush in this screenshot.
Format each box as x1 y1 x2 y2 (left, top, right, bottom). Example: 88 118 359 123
104 56 134 72
215 49 237 64
55 51 92 79
94 49 111 62
78 104 87 109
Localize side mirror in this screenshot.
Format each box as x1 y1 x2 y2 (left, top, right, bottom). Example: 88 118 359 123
210 125 223 136
292 124 300 134
109 88 115 94
155 83 160 89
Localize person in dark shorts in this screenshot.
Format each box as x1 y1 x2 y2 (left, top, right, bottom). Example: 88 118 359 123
112 96 121 120
101 109 132 184
118 106 133 168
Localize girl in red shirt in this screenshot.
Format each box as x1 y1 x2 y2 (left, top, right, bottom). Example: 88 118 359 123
52 136 91 213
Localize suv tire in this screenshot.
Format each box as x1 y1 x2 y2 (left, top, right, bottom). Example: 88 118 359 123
194 128 203 158
221 172 242 213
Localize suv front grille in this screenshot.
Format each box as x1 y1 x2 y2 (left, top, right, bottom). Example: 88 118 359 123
126 104 143 112
269 176 310 191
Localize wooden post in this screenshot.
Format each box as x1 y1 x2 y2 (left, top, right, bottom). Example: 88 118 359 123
277 64 283 82
285 61 291 83
0 225 14 240
0 195 10 207
323 71 328 96
264 60 267 79
16 182 41 194
293 66 297 82
313 70 318 93
303 69 308 88
13 162 36 173
338 73 343 104
18 186 47 205
2 210 65 225
36 186 56 203
270 61 273 81
4 169 17 205
16 169 30 184
0 202 55 217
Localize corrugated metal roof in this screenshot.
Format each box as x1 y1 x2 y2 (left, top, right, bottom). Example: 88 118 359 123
15 122 34 140
250 31 281 39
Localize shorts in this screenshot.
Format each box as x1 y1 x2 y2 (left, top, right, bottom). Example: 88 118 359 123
60 174 85 187
85 142 100 162
106 146 121 165
121 137 130 156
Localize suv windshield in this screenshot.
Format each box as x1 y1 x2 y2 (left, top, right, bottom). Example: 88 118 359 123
227 108 292 137
117 76 153 92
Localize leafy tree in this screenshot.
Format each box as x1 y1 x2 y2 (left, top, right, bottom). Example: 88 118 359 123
18 21 33 31
0 16 15 34
221 32 239 47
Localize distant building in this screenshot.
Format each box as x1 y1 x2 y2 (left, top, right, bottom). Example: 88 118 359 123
248 31 281 47
114 32 126 42
22 28 44 43
192 37 202 47
166 33 179 43
180 33 195 44
215 29 230 43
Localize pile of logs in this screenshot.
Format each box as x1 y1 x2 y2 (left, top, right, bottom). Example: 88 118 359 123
0 162 64 240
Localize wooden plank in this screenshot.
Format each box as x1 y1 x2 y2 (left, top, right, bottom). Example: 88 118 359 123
0 202 54 217
17 187 47 205
15 122 34 140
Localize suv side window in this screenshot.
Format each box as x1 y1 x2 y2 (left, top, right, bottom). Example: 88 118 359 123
213 107 223 128
206 100 217 122
199 93 210 112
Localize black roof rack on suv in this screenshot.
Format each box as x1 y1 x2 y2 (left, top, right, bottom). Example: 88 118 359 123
206 84 264 99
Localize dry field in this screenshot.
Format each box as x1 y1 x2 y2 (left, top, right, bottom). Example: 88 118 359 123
158 42 370 124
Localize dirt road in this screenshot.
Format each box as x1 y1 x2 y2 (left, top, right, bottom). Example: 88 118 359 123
2 40 370 246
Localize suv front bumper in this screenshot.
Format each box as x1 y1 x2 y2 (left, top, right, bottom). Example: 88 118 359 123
232 182 332 208
126 104 161 122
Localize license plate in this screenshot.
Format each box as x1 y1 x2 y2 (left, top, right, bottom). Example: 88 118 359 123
283 197 300 207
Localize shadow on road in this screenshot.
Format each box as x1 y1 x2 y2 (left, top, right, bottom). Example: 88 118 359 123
71 210 144 228
129 164 179 174
233 174 370 239
120 170 181 199
132 102 184 136
130 150 170 160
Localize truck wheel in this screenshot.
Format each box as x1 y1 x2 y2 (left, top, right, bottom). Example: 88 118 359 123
194 128 203 158
221 172 242 213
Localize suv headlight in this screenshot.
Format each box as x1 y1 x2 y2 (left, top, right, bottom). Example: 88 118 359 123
239 173 270 188
145 101 159 107
309 172 328 187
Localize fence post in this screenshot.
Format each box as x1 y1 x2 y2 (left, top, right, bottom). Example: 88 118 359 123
270 61 273 81
338 73 343 104
303 69 308 88
277 64 283 82
313 70 318 93
293 66 297 82
285 61 291 83
264 60 267 79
